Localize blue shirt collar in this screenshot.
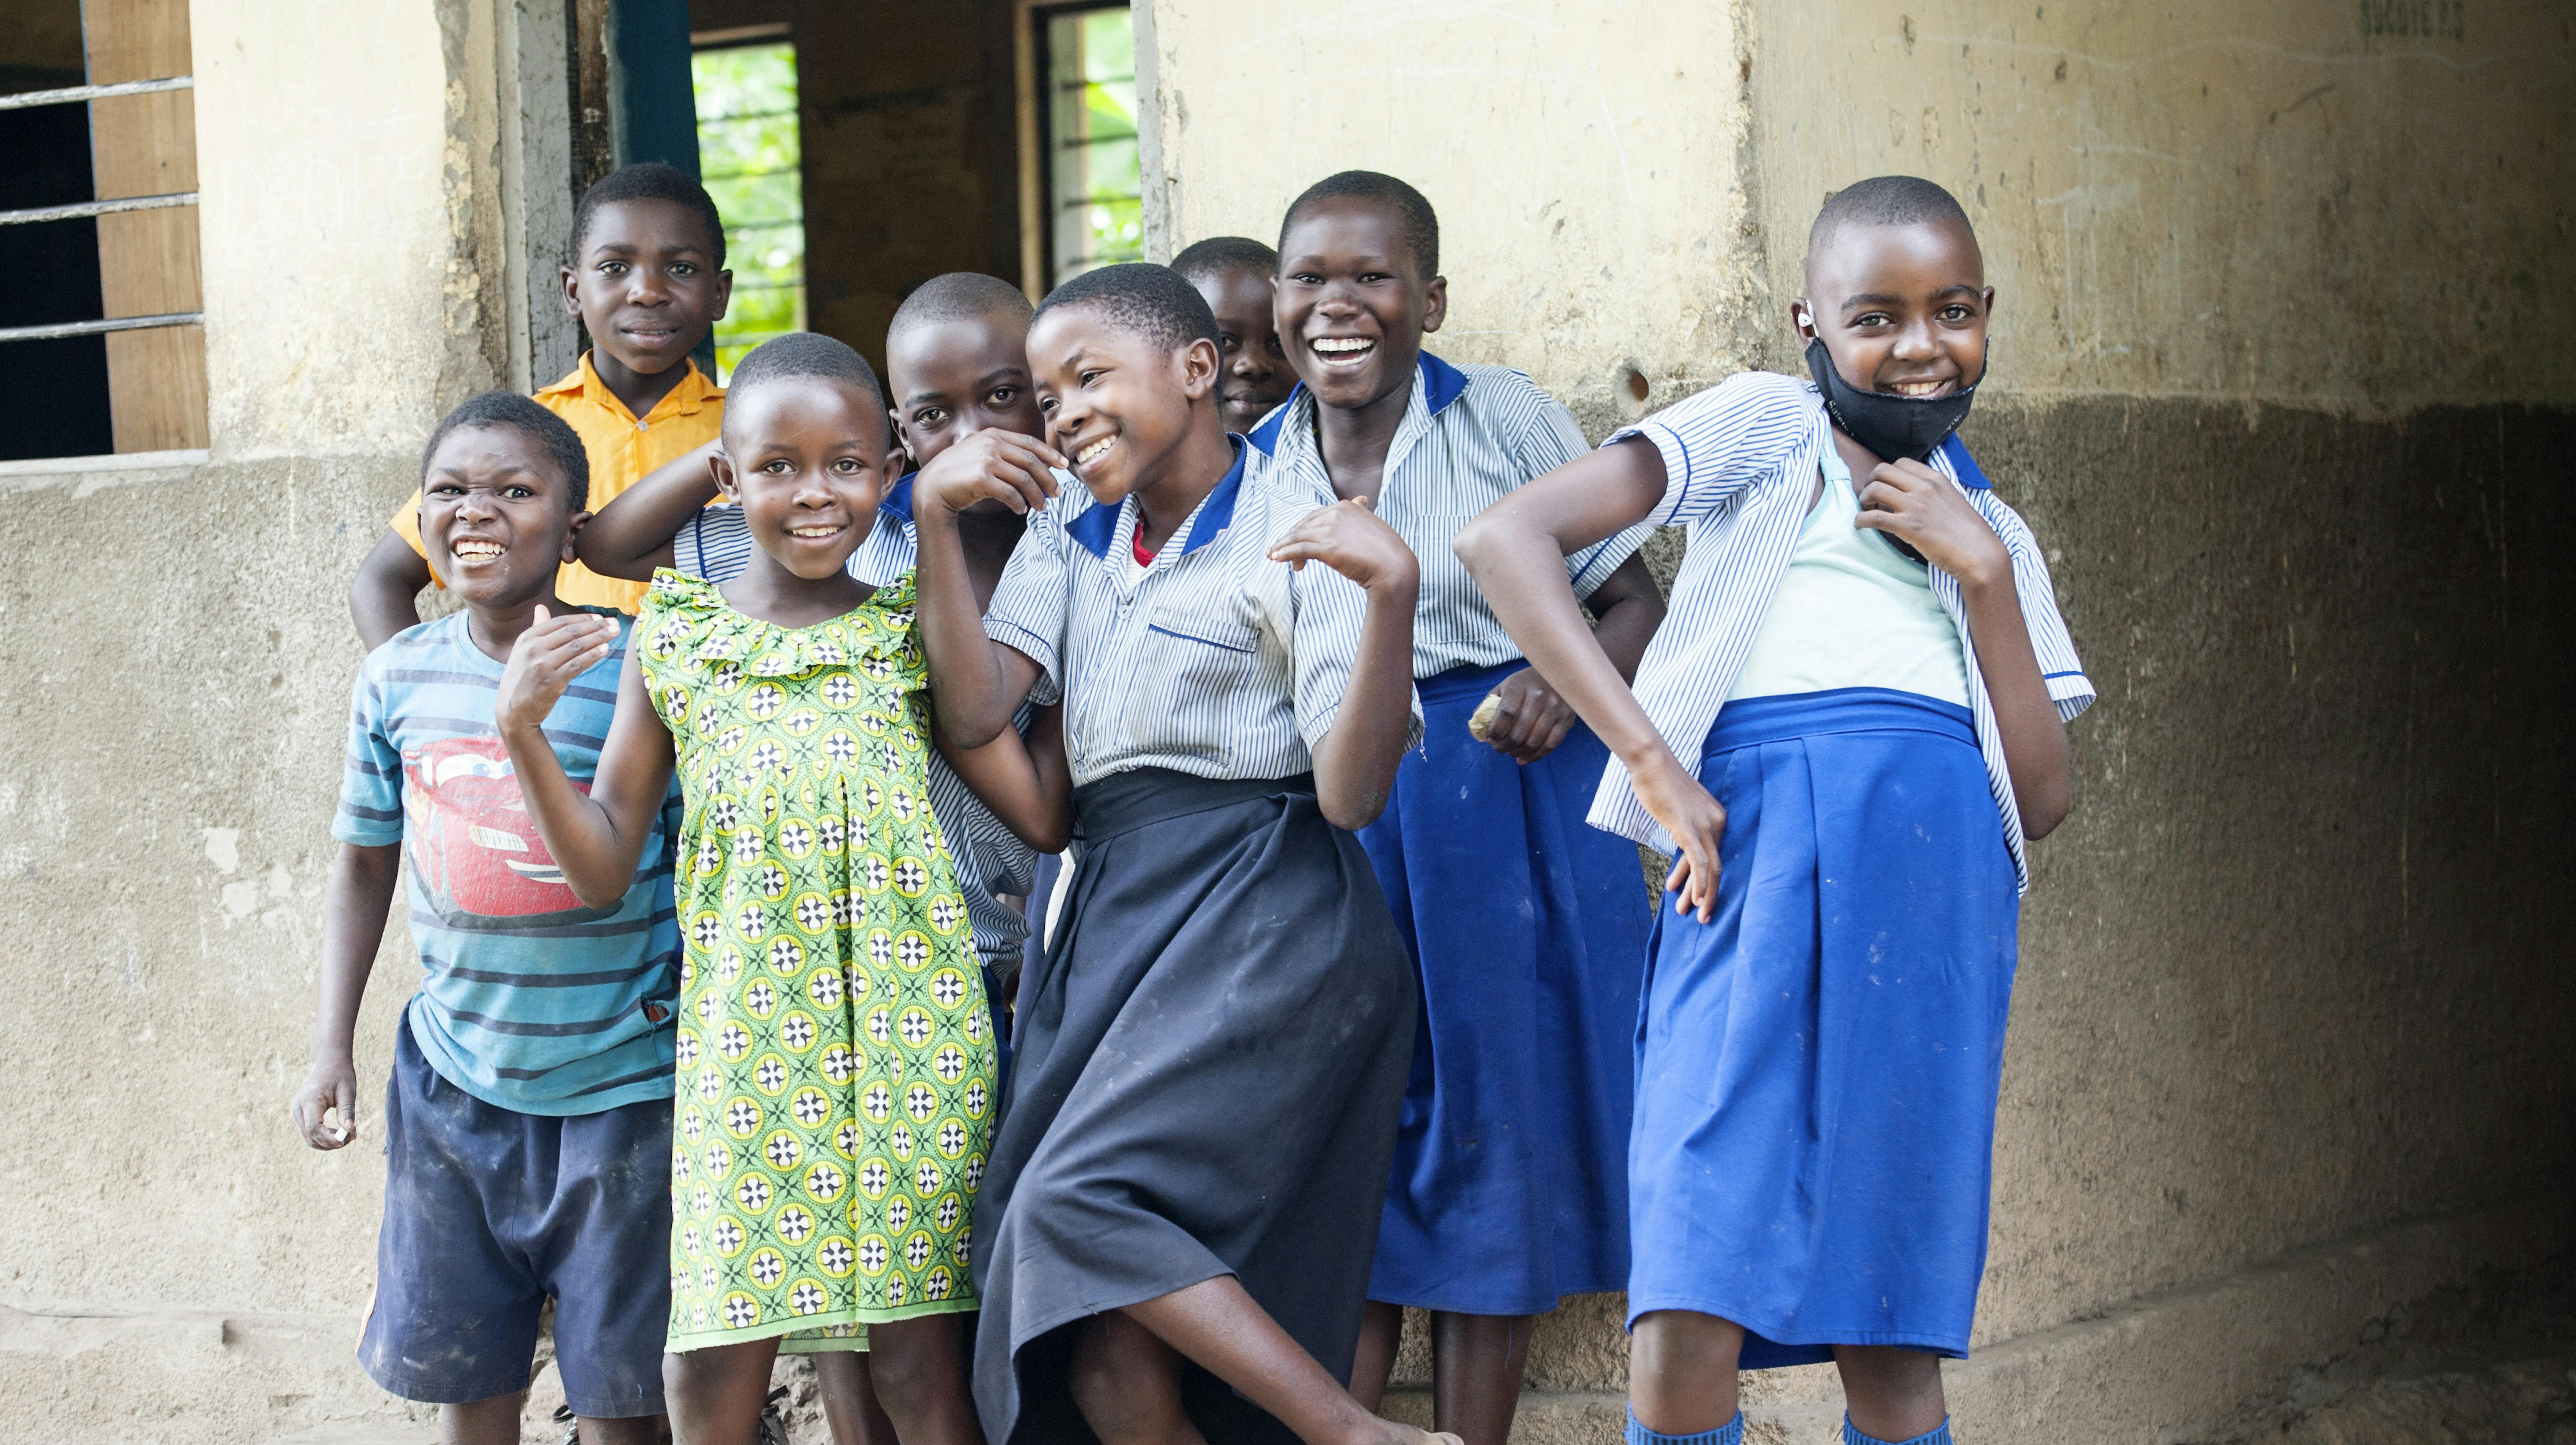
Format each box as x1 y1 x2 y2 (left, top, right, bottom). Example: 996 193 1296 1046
880 470 917 521
1065 434 1249 559
1937 434 1992 490
1246 351 1468 458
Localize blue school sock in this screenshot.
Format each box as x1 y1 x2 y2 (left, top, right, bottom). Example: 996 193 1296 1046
1844 1417 1954 1445
1625 1408 1743 1445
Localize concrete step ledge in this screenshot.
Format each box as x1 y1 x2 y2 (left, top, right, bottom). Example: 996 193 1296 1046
1384 1193 2573 1444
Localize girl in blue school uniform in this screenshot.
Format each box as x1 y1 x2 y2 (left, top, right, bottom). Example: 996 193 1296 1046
907 262 1458 1445
1456 176 2093 1445
1252 171 1664 1445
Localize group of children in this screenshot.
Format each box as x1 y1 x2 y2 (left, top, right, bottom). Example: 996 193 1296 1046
292 158 2092 1445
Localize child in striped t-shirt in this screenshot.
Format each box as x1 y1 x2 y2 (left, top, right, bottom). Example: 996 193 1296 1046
294 392 681 1443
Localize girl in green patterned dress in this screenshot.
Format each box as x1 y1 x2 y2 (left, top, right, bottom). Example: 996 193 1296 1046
499 335 1067 1445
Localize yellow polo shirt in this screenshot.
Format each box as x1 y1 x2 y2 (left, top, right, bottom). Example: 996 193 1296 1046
391 354 726 613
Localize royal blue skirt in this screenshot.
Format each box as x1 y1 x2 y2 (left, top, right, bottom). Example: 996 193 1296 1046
1357 659 1651 1315
1627 687 2018 1366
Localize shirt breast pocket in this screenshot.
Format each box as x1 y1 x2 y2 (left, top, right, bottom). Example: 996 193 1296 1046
1129 605 1265 765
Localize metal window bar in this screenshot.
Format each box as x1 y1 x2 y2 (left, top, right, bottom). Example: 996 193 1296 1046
0 191 198 227
0 75 192 112
0 311 203 344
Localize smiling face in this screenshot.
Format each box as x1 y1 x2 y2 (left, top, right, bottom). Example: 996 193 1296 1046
714 379 897 578
420 426 582 613
1797 219 1992 399
1275 197 1448 413
1025 303 1220 508
886 312 1044 472
1191 265 1295 432
562 198 732 380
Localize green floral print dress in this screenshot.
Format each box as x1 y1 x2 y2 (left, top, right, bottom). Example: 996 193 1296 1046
638 570 996 1353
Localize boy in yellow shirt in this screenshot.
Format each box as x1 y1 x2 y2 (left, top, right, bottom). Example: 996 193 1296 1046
348 163 733 647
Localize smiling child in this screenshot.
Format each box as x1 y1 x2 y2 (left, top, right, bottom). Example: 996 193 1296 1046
294 392 680 1445
349 163 734 646
1173 235 1296 434
1456 176 2094 1445
1254 170 1665 1445
494 334 1056 1445
904 262 1450 1445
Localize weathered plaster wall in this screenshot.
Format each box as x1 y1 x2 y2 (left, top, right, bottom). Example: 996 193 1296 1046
1141 0 1767 438
1145 0 2576 1438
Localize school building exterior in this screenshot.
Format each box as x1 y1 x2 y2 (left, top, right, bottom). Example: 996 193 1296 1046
0 1 2569 1441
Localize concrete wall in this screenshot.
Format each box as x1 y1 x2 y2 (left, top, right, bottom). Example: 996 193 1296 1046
0 3 550 1440
1142 0 2576 1439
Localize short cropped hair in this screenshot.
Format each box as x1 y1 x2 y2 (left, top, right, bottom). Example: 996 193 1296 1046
1279 171 1439 277
421 391 592 514
888 272 1035 345
725 332 886 411
571 162 727 268
1171 235 1280 282
1807 175 1974 260
1034 263 1220 355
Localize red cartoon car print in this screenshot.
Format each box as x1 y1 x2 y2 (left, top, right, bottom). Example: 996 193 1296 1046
402 737 615 928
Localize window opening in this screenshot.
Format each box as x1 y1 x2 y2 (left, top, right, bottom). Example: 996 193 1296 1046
1032 3 1141 291
0 0 203 460
692 33 803 382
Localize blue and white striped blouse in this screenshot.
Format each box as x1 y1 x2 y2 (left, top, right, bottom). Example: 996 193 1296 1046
983 437 1422 789
1248 353 1654 678
664 490 1040 964
1600 370 2093 893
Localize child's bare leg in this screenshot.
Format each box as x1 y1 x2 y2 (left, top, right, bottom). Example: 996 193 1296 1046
1070 1312 1206 1445
1346 1301 1404 1411
1120 1275 1445 1445
865 1314 982 1445
1628 1309 1745 1434
1833 1345 1945 1441
811 1350 899 1445
665 1339 781 1445
575 1414 669 1444
438 1392 525 1445
1430 1311 1533 1445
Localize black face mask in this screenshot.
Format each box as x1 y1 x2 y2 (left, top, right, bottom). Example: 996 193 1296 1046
1803 334 1985 463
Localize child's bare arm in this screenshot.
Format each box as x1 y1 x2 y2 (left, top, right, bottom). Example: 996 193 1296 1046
1477 549 1668 763
934 702 1072 855
350 531 433 650
290 840 402 1150
1456 441 1730 921
912 432 1060 745
496 611 678 907
577 440 723 580
1267 498 1420 831
1853 459 2073 837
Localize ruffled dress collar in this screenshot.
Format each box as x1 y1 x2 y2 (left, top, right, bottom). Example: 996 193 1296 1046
637 568 923 682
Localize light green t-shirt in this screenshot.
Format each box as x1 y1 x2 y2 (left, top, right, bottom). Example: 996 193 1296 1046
1728 445 1971 706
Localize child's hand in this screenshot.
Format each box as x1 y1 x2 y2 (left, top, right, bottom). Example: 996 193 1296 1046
496 605 621 734
1855 459 2011 587
291 1055 360 1149
1632 750 1729 923
914 432 1065 521
1267 497 1421 597
1473 667 1578 763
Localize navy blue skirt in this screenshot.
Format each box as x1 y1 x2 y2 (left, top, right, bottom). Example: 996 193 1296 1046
1357 659 1649 1315
971 769 1416 1445
1627 688 2018 1366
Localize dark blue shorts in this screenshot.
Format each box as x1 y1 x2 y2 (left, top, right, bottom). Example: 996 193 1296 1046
359 1012 673 1416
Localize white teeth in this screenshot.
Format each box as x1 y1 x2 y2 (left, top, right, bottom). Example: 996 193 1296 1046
1890 382 1943 397
788 525 839 538
1313 337 1374 355
1076 437 1116 466
453 541 502 559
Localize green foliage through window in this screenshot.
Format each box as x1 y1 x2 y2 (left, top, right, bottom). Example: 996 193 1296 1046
1045 6 1142 288
693 42 804 382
